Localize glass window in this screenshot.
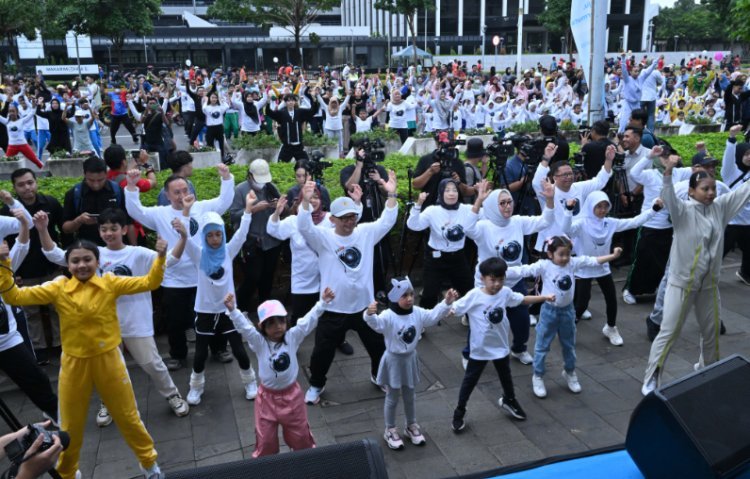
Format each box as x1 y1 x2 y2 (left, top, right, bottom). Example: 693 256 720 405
610 0 626 14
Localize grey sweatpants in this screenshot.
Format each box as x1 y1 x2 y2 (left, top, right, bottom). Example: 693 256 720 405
384 386 416 429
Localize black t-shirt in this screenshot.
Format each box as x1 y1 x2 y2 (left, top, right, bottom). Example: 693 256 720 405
62 181 129 246
581 138 614 180
551 134 570 165
339 163 389 223
413 151 467 208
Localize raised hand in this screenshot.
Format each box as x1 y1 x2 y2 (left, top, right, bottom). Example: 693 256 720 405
32 211 49 230
730 124 743 138
384 170 397 195
650 145 664 158
182 194 196 211
476 179 491 203
541 177 555 199
245 190 258 213
366 301 378 316
613 246 623 258
171 218 187 238
274 196 288 216
543 143 558 161
10 208 28 227
216 162 231 180
416 192 429 206
322 287 335 303
444 288 459 305
0 190 13 206
302 180 316 202
126 169 141 189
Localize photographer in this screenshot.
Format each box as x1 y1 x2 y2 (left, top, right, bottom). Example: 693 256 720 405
538 115 569 165
412 134 471 208
462 138 488 204
340 148 389 223
1 422 64 479
580 120 615 180
494 138 538 216
285 160 332 214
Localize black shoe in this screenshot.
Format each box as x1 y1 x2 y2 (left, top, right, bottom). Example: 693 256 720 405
214 351 233 363
451 408 466 433
646 316 660 342
338 341 354 355
499 396 527 420
720 321 726 335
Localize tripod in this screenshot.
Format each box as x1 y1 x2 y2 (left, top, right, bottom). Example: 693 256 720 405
396 168 423 277
0 398 63 479
607 164 633 218
361 174 396 299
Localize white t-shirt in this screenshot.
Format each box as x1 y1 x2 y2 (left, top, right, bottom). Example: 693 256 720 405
509 256 600 307
0 113 35 146
451 287 524 360
386 101 415 129
229 301 326 390
363 300 450 355
354 116 373 133
406 204 478 252
297 203 398 313
204 102 228 127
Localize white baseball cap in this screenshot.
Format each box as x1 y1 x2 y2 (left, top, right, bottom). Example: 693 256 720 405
248 159 272 184
330 197 359 218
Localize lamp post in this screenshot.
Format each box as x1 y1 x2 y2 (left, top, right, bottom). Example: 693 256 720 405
673 35 679 52
482 25 487 68
350 28 355 64
492 35 500 70
619 36 624 52
560 35 565 54
434 36 439 56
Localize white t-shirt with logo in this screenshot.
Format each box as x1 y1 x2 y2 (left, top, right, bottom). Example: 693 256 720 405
363 301 450 354
406 204 478 252
509 257 600 307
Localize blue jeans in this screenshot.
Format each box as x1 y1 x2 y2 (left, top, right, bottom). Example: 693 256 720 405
36 130 51 160
641 100 656 131
533 303 576 377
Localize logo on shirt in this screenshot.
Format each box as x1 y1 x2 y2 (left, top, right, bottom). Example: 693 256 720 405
560 198 580 215
9 126 18 132
485 306 505 325
499 240 522 262
189 218 199 237
398 325 417 345
101 262 133 277
208 266 225 280
211 111 220 119
271 351 291 372
395 110 404 117
555 274 573 292
443 224 465 242
337 246 362 270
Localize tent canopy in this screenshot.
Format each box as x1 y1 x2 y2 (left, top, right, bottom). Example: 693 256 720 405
391 45 432 59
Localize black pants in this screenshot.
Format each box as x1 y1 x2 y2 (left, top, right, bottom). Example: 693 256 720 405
162 286 195 360
310 117 324 135
395 128 410 144
205 124 225 157
290 292 319 327
574 274 617 326
110 115 138 144
724 224 750 277
278 144 309 163
189 119 206 145
0 343 58 419
182 111 195 138
309 311 386 388
237 244 282 312
192 313 250 373
419 249 474 309
457 356 514 409
625 226 673 296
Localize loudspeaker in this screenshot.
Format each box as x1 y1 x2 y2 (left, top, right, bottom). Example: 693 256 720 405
626 354 750 479
167 438 388 479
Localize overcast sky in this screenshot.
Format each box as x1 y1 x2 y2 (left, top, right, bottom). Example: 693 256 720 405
651 0 677 7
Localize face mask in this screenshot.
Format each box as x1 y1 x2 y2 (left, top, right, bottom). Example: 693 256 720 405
150 104 158 110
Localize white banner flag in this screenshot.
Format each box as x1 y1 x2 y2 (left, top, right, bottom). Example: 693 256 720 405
570 0 592 84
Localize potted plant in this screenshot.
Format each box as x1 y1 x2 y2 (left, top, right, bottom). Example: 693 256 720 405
188 146 223 169
231 134 282 165
558 120 582 143
0 155 24 179
47 149 88 177
508 121 541 135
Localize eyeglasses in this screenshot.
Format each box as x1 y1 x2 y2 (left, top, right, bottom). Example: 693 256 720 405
498 200 513 207
554 172 574 179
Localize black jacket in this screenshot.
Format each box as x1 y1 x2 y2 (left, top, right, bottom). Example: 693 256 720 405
265 106 316 146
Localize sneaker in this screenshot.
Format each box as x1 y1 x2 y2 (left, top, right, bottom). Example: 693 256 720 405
737 270 750 286
305 385 325 405
405 423 426 446
75 471 82 479
165 358 184 371
641 375 657 396
581 309 592 320
461 356 468 370
694 362 701 372
167 394 189 417
510 351 533 365
383 427 405 450
562 370 582 393
96 404 112 427
646 316 661 342
186 378 204 406
461 315 469 326
532 375 547 398
622 289 637 305
370 375 387 393
245 380 258 401
140 462 164 479
720 321 727 335
338 340 354 355
602 325 624 346
529 314 538 327
499 396 527 420
185 329 196 342
213 351 233 363
451 408 466 433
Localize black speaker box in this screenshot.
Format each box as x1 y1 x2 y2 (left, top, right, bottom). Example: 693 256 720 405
167 438 388 479
626 354 750 479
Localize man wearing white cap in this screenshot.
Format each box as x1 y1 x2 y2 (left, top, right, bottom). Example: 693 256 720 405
297 171 398 405
231 159 283 312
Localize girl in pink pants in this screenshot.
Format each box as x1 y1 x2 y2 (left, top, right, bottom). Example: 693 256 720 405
225 288 334 457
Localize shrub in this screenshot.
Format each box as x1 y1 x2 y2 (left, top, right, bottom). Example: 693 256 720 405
231 133 282 150
507 121 540 134
305 134 338 147
350 128 400 145
685 115 716 125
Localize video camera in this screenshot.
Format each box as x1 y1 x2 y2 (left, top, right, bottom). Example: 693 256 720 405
613 151 626 169
486 134 517 169
434 131 465 178
306 150 333 181
353 138 386 178
3 424 69 471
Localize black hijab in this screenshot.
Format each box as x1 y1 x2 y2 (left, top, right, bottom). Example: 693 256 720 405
437 178 460 210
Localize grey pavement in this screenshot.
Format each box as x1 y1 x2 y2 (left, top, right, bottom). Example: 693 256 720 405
2 254 750 478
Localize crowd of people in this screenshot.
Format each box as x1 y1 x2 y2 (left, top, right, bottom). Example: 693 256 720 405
0 51 749 479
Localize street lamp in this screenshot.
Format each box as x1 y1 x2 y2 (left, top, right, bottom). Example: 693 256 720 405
350 28 355 64
434 36 439 55
492 35 500 69
619 36 624 52
560 36 565 54
482 25 487 68
674 35 679 52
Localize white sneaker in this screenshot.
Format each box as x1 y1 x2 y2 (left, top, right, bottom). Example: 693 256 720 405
186 387 203 406
245 380 258 401
641 375 657 396
140 462 164 479
187 371 205 405
405 423 426 446
96 404 112 427
602 325 624 346
562 370 582 393
185 328 196 342
532 375 547 398
305 385 325 405
461 356 468 370
581 310 592 320
529 314 538 327
384 427 405 450
370 375 387 393
510 351 533 365
622 289 637 305
460 315 469 326
167 394 189 417
75 471 82 479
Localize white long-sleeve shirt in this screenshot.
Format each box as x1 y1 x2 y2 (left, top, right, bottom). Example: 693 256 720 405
509 256 600 307
363 300 450 354
406 204 478 252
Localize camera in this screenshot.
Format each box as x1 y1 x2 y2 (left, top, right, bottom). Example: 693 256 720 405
354 138 386 178
613 151 626 168
486 134 516 169
3 424 69 468
306 150 333 181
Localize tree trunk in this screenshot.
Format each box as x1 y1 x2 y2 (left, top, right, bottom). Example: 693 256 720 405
408 14 418 65
6 33 19 73
294 26 302 66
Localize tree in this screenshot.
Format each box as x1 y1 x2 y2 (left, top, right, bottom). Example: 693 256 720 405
373 0 434 65
653 0 720 48
537 0 573 58
0 1 46 71
731 0 750 42
208 0 339 66
53 0 161 65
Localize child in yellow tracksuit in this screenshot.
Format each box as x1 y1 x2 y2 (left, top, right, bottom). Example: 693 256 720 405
0 238 169 479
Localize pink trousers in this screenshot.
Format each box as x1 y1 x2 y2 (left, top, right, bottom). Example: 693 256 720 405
253 382 315 457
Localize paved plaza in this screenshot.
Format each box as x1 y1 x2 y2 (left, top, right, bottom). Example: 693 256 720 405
1 253 749 478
